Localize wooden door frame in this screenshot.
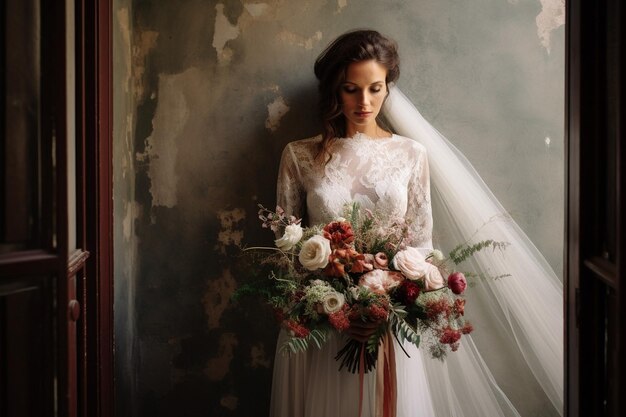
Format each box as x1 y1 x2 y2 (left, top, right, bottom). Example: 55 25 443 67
564 1 580 415
75 0 114 416
0 1 74 415
566 0 625 416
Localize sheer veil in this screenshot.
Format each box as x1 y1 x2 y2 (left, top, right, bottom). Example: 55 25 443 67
383 87 563 416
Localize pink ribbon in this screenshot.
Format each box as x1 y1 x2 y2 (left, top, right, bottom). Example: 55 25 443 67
376 332 397 417
358 333 397 417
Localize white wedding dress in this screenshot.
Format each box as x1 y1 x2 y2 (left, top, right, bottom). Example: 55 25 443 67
270 90 563 416
270 133 437 417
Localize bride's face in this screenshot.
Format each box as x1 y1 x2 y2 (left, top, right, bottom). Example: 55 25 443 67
340 59 388 136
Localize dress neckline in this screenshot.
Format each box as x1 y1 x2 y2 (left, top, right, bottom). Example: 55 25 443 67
341 132 396 141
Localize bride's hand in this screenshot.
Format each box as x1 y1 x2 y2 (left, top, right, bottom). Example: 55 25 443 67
347 320 380 343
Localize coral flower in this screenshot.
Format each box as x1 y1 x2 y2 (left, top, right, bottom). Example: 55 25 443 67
359 269 403 294
329 309 351 331
323 221 355 248
284 319 310 338
461 322 474 334
439 327 461 345
367 304 390 322
426 299 450 320
454 298 466 316
324 258 346 277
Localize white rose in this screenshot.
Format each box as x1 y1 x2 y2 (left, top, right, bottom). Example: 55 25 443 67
422 263 445 290
322 291 345 314
393 246 428 279
393 247 445 290
274 223 303 251
298 235 332 270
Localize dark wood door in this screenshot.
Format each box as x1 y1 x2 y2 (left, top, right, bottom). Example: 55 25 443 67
0 1 81 416
566 0 625 416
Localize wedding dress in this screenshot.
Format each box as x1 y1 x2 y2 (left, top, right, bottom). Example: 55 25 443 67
270 88 563 417
271 133 439 417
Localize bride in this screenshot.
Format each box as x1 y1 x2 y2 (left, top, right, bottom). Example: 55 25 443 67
270 29 562 417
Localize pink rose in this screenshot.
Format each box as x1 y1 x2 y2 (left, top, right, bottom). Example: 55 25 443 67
359 269 404 294
393 247 445 290
422 264 445 290
448 272 467 294
363 252 389 269
374 252 389 269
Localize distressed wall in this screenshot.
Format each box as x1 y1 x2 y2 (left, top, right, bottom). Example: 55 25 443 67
113 0 565 416
113 1 139 416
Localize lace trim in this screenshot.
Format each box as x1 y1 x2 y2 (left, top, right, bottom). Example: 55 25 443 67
276 134 432 247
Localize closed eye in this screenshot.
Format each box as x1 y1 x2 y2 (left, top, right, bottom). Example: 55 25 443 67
342 85 384 94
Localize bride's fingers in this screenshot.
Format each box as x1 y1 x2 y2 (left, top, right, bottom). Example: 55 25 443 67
347 321 381 342
350 320 380 329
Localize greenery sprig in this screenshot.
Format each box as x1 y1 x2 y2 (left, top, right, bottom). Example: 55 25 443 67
280 328 329 355
449 239 509 265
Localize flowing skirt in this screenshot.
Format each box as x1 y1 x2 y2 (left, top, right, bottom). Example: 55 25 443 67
269 330 436 417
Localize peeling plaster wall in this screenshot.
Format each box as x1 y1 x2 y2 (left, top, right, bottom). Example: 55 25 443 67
113 2 140 417
113 1 564 416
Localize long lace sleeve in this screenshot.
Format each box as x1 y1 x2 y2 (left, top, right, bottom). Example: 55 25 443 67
276 143 305 219
406 146 434 250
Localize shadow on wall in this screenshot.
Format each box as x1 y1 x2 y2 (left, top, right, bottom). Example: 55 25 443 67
137 81 322 417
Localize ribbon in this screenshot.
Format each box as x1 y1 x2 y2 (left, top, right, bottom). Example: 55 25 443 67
358 346 365 417
376 332 397 417
357 333 397 417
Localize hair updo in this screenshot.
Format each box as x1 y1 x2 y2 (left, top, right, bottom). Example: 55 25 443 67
313 29 400 162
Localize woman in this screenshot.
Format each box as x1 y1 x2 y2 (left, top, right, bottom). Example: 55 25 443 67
271 30 562 417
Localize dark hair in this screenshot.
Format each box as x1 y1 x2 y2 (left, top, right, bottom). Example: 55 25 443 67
313 29 400 162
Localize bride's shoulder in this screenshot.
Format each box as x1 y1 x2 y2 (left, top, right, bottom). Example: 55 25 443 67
285 134 322 148
392 134 427 155
283 135 322 157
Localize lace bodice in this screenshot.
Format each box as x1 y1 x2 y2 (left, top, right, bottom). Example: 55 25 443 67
276 133 433 248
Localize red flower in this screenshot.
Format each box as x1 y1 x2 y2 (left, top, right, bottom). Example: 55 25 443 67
454 298 466 316
395 279 421 305
367 304 389 322
324 257 346 277
348 305 362 321
350 256 371 273
447 272 467 295
461 322 474 334
425 299 450 320
283 319 310 338
323 221 355 248
439 327 461 345
329 309 351 331
324 248 367 276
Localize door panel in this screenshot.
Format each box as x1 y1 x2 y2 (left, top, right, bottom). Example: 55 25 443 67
566 0 624 415
0 0 75 415
0 276 55 417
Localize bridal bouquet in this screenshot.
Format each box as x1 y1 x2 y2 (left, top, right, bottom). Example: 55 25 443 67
235 203 505 372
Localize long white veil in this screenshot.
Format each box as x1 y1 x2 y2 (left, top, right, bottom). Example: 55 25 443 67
383 87 563 417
